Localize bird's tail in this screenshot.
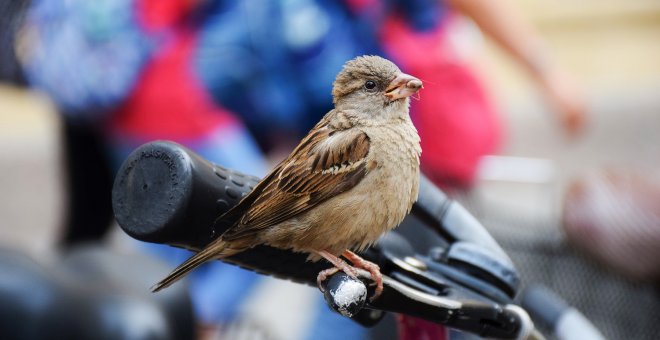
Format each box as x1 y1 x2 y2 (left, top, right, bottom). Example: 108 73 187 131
151 240 229 292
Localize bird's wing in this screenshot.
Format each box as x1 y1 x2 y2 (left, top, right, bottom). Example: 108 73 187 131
220 117 372 241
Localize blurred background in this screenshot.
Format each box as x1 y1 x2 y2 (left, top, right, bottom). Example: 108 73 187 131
1 0 659 339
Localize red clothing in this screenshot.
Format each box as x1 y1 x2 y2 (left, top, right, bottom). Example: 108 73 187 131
380 15 501 187
109 30 237 141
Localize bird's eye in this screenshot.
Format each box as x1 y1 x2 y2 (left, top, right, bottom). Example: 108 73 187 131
364 80 377 91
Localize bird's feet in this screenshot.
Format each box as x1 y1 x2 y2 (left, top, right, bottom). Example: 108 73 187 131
342 250 383 301
315 250 358 293
314 250 384 302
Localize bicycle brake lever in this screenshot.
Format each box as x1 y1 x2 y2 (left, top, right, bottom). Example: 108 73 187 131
321 268 529 339
308 229 527 337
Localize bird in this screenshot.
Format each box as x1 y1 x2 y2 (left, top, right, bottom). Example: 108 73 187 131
152 55 422 301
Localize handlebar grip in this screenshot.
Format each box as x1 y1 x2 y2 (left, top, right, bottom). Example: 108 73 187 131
112 141 328 284
112 140 256 248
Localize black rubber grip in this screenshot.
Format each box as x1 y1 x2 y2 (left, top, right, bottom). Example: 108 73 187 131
112 141 329 284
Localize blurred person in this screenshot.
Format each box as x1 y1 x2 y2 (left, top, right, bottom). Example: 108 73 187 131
16 0 151 246
197 0 586 188
377 0 586 188
17 0 273 337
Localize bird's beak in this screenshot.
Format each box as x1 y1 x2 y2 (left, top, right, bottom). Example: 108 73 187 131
385 73 423 102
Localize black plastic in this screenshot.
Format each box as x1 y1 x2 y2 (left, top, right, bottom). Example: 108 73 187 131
113 141 332 284
323 272 368 317
112 141 259 249
444 242 519 298
0 246 195 340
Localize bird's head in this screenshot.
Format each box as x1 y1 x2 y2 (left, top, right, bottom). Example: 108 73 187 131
332 55 422 121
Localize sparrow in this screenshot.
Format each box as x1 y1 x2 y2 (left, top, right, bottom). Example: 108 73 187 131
152 55 422 301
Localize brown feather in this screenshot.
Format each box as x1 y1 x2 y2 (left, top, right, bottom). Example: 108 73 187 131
151 239 227 292
220 117 371 241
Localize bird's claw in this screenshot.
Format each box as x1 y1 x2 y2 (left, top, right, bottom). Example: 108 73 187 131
315 249 384 301
317 267 340 293
341 250 384 301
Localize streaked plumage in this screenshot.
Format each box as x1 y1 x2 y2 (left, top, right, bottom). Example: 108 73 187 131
153 55 422 299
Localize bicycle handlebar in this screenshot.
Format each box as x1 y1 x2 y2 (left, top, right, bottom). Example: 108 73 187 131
112 141 531 338
113 141 338 283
